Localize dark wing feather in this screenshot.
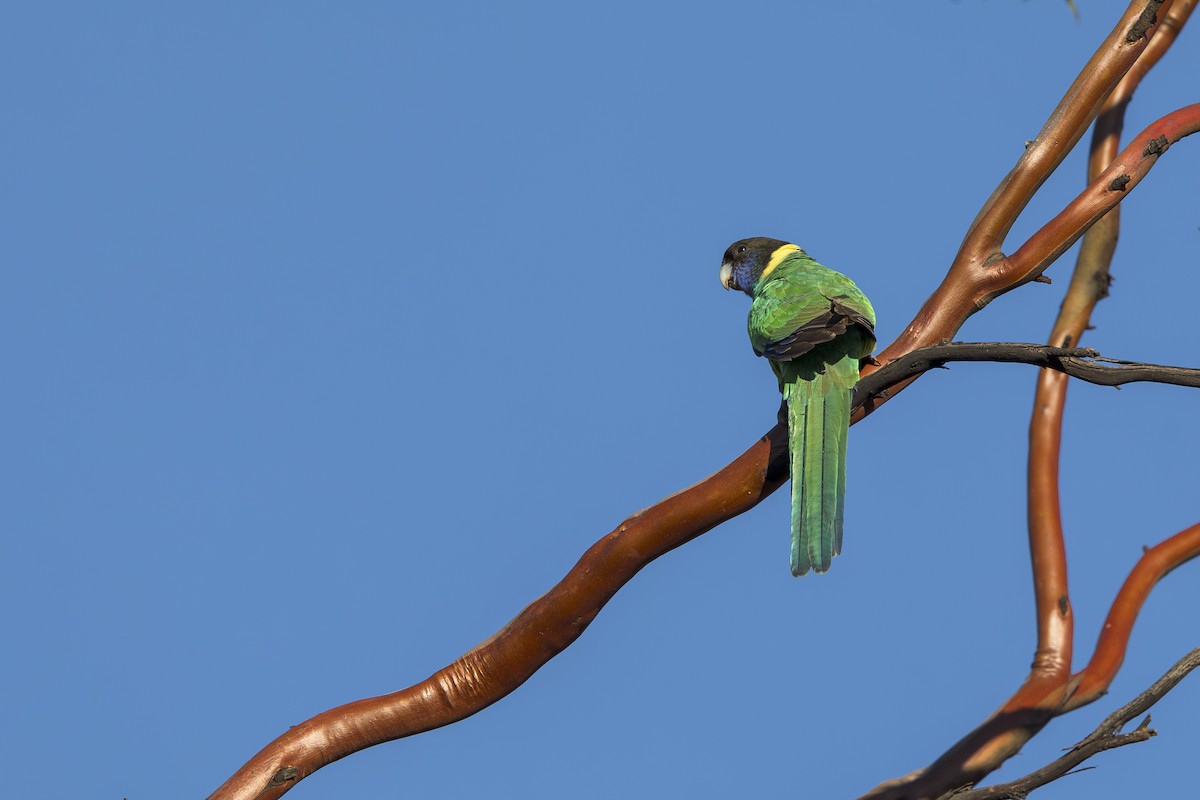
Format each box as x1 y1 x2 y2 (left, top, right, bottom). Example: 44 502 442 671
759 298 876 361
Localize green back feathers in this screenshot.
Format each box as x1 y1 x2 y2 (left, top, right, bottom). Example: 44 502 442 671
747 250 875 354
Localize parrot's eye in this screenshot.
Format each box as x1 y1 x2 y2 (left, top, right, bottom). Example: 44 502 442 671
737 245 747 254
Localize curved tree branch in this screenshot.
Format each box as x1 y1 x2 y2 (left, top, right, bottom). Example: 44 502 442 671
942 646 1200 800
208 3 1198 797
208 429 793 800
1069 521 1200 709
858 0 1182 420
854 100 1200 422
956 0 1174 264
1001 102 1200 297
863 520 1200 800
854 101 1200 419
205 342 1199 800
862 2 1195 795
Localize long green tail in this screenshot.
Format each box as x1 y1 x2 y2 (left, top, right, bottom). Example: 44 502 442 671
783 358 856 576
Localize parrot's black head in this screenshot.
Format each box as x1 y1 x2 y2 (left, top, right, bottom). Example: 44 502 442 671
719 237 796 296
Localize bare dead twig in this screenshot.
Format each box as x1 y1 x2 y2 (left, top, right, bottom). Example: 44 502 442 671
853 342 1200 406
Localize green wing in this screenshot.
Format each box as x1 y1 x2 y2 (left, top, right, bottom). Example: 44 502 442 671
747 252 875 359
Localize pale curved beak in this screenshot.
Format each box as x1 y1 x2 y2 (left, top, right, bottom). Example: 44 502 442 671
719 261 734 290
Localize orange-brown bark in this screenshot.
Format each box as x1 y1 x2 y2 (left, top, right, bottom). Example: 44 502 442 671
1070 521 1200 709
208 3 1199 798
862 3 1197 797
209 428 791 800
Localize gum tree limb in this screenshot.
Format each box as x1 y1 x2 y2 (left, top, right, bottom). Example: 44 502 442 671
860 3 1196 795
207 4 1197 798
942 646 1200 800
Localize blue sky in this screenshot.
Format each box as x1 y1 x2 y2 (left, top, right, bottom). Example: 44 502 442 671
3 2 1198 798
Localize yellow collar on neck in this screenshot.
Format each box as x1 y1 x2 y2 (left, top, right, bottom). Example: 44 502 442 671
759 243 800 281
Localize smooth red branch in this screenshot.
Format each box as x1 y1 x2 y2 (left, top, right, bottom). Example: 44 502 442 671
858 102 1200 422
1001 103 1200 297
1068 521 1200 709
208 7 1199 800
955 0 1174 267
862 520 1200 800
1027 0 1195 709
950 645 1200 800
861 11 1196 795
208 428 790 799
210 91 1200 800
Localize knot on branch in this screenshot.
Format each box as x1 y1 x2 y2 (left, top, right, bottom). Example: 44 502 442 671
1143 135 1170 157
267 766 299 788
1126 0 1163 42
1108 174 1132 192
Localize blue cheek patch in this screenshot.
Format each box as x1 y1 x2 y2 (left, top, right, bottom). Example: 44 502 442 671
735 262 760 292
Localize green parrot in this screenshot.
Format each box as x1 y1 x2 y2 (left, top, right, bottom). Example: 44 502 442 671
720 237 876 576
